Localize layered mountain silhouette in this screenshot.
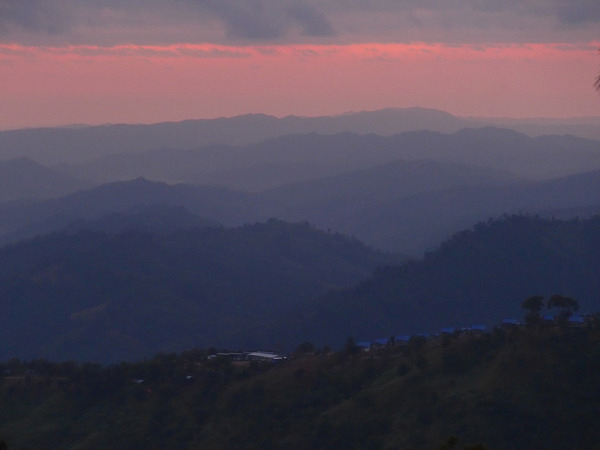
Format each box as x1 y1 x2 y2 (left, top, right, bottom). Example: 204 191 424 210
0 157 90 201
0 108 481 165
2 108 600 168
0 214 597 363
0 219 401 362
0 109 599 364
267 214 600 349
1 165 599 254
60 127 600 189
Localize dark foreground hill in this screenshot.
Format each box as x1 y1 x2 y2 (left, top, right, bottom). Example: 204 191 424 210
1 323 600 449
0 219 400 363
267 215 600 348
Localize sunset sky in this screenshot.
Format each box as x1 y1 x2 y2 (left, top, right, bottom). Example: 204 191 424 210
1 0 600 130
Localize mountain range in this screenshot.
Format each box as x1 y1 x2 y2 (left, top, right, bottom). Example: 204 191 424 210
58 127 600 189
3 107 600 166
1 164 599 254
0 108 494 165
269 214 600 349
0 108 599 364
0 214 597 363
0 157 89 202
0 219 401 363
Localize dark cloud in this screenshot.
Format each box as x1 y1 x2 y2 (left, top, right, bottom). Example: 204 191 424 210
197 1 335 40
286 4 335 37
0 0 72 35
0 0 598 45
556 1 600 24
201 3 290 39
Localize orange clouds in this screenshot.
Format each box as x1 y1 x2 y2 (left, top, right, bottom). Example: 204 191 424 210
1 42 599 129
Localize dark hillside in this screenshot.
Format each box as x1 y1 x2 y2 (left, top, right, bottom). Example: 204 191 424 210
270 215 600 347
0 220 400 363
1 324 600 449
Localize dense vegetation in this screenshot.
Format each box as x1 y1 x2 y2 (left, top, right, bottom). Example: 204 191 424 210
1 317 599 449
271 214 600 348
0 219 400 363
0 214 598 364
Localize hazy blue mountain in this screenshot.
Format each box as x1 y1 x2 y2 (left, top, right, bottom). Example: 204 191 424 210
249 164 600 254
252 158 518 225
0 108 482 165
477 115 600 141
61 204 219 235
2 167 600 255
1 214 596 363
0 178 249 245
0 220 402 362
266 215 600 349
3 107 599 169
0 157 91 201
62 132 395 188
63 127 600 190
352 168 600 253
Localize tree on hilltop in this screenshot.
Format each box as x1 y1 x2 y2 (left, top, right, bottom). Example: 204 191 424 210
522 295 545 327
547 294 579 325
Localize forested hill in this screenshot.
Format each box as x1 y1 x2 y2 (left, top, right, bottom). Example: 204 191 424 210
1 213 598 364
0 220 402 363
2 322 600 449
270 215 600 347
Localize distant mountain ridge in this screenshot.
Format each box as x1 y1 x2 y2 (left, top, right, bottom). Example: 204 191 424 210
0 108 480 165
0 178 248 244
2 107 600 167
1 165 600 254
62 127 600 190
0 157 90 201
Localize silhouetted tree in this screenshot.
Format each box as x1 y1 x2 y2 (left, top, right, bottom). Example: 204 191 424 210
548 294 579 326
548 295 578 314
522 295 545 326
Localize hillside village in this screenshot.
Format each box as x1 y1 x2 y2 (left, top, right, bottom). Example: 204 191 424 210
1 298 599 450
209 295 588 362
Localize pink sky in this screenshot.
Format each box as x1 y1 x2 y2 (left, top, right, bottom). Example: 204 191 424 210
2 42 599 130
2 0 600 129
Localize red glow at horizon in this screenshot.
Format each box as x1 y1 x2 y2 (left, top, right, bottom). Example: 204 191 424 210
1 41 599 129
2 41 594 60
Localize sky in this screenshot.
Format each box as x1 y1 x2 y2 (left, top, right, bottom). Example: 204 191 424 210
1 0 600 129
